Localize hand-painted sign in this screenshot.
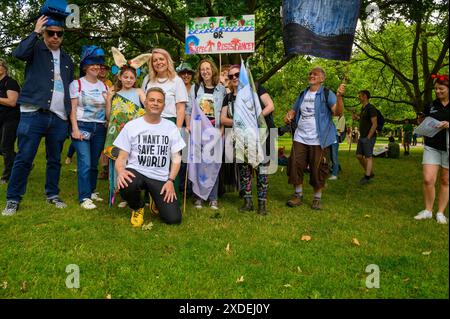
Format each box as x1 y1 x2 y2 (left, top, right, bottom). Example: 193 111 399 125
185 15 255 54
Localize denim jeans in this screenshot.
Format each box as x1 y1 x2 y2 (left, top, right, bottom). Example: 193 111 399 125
330 137 340 177
71 121 107 202
7 111 68 202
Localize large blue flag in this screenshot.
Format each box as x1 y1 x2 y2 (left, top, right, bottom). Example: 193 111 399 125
188 100 222 200
233 60 268 168
282 0 361 61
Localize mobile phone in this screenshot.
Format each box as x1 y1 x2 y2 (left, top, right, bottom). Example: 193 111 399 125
80 130 91 140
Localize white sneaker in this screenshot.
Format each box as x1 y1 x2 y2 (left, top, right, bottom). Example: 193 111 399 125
414 210 432 220
436 212 448 224
80 198 97 210
118 201 127 208
91 192 104 202
328 175 338 180
209 201 219 210
194 199 203 209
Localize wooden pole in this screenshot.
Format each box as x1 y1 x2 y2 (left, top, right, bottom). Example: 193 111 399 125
183 166 188 215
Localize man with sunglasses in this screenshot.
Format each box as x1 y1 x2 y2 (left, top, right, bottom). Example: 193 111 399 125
2 15 74 216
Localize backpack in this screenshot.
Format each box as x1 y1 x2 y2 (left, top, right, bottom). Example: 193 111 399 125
375 108 385 133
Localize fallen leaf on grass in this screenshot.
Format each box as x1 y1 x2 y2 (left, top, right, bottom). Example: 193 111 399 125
297 267 302 273
283 284 292 288
225 243 231 253
352 238 360 246
141 222 154 231
422 251 432 256
364 215 371 218
403 278 410 283
106 294 112 299
20 281 27 293
2 281 7 289
301 235 312 241
236 276 244 283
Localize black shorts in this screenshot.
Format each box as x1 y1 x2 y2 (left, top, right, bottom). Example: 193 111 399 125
356 136 376 157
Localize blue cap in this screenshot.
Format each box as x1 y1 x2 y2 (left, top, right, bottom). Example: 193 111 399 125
80 45 105 76
41 0 71 27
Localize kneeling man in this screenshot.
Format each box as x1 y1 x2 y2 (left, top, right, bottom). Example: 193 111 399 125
114 87 186 226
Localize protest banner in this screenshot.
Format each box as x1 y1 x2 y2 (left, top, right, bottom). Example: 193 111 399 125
185 15 255 54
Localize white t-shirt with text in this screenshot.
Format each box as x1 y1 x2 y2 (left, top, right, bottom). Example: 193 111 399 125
294 90 320 145
113 117 186 181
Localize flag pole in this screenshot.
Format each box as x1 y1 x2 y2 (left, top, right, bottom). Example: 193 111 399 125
183 166 188 215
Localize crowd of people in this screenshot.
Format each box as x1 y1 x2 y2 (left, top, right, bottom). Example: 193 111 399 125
0 15 448 226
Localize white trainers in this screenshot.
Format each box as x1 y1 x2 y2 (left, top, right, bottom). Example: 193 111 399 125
118 201 127 208
436 212 448 224
209 201 219 210
194 199 203 209
414 210 432 220
91 192 104 202
328 175 338 180
80 198 97 210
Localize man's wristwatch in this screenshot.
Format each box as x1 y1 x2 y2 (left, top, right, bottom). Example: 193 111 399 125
167 178 175 183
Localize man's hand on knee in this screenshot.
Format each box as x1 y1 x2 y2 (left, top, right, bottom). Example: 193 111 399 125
160 180 177 203
117 169 136 189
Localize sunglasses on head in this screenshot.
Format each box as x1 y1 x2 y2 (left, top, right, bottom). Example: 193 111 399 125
45 30 64 38
228 72 240 80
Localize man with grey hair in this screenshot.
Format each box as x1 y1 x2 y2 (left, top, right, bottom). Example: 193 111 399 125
284 66 345 210
0 58 21 185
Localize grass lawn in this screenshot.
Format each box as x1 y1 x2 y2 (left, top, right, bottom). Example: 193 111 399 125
0 136 448 299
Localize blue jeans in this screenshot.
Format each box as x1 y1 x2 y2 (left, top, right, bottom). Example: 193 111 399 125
7 111 68 202
330 138 340 177
72 121 107 202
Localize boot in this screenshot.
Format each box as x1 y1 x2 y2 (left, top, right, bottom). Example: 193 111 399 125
257 199 268 215
239 197 254 212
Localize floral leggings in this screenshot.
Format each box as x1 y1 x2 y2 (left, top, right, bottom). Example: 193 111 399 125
239 163 269 200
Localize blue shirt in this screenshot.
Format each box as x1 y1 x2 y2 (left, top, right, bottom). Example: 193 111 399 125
13 32 74 116
292 85 338 149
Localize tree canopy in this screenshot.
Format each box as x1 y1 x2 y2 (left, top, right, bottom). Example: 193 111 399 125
1 0 448 125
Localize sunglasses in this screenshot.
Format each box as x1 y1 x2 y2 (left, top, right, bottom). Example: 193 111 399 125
45 30 64 38
228 72 240 80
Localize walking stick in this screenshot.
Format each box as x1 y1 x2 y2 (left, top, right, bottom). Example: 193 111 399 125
183 166 188 215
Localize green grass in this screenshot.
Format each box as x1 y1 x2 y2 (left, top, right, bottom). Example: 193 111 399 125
0 137 448 299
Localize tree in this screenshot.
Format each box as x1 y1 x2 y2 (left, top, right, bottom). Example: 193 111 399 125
355 0 449 116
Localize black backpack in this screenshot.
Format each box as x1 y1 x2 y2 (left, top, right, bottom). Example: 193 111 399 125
375 108 385 133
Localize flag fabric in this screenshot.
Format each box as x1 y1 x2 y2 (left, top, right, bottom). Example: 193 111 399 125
233 60 268 168
188 100 222 201
282 0 361 61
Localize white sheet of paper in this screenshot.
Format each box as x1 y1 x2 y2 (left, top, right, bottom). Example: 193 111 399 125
413 117 443 138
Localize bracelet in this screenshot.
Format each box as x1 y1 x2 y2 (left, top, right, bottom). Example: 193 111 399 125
167 178 175 183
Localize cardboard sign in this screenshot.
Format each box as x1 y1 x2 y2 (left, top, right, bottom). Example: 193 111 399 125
185 15 255 54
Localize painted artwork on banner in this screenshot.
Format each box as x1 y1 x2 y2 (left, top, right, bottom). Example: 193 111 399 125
185 15 255 54
282 0 361 61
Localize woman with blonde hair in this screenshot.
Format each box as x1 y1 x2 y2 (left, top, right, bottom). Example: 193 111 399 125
142 48 188 129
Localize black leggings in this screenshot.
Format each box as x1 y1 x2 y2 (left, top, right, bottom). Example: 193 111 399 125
119 168 181 225
0 109 19 181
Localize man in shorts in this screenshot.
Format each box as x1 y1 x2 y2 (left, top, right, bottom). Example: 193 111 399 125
352 90 378 185
284 66 345 210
